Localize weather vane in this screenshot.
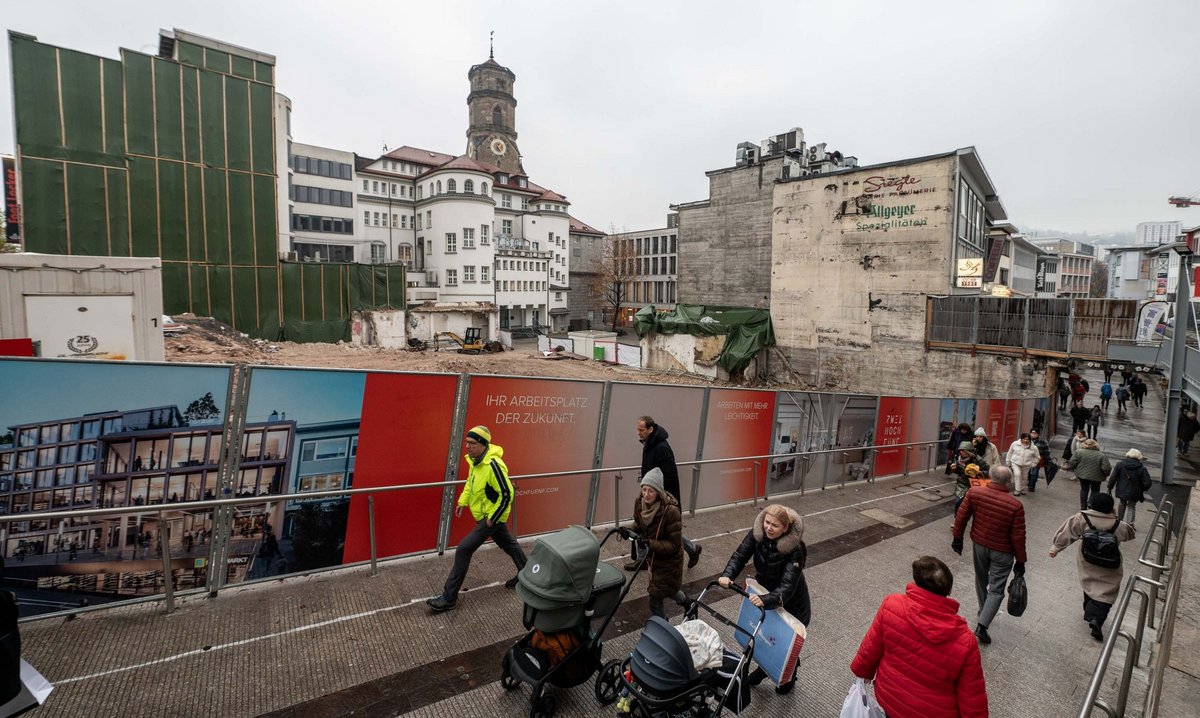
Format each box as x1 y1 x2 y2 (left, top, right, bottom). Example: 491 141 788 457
490 30 494 59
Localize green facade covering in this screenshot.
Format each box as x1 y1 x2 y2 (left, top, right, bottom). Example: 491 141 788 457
8 30 405 342
634 303 776 374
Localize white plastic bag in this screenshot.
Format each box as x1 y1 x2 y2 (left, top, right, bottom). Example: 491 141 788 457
839 678 884 718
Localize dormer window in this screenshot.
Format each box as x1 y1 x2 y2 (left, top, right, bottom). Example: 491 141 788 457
498 173 509 184
517 178 527 188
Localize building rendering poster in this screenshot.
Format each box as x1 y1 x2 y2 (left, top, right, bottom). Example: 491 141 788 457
0 358 232 616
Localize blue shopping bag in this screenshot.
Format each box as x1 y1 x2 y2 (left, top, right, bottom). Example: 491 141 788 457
734 578 807 684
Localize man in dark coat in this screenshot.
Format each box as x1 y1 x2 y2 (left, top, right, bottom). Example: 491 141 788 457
1070 402 1091 433
631 416 700 570
1177 412 1200 455
1108 449 1153 525
1129 377 1147 408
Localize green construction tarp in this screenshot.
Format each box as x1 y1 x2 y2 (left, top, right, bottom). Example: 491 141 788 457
634 303 776 374
278 261 407 343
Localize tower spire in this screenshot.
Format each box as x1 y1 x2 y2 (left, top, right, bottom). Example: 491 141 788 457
489 30 494 59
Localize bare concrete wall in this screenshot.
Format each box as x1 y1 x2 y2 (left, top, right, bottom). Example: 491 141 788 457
677 157 782 307
770 155 1045 397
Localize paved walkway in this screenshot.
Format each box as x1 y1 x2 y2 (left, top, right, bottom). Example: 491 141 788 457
13 372 1196 717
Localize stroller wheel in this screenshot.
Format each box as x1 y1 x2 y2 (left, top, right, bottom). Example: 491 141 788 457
500 654 520 691
530 694 556 718
594 659 622 705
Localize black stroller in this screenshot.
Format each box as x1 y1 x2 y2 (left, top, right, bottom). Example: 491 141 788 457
594 581 766 718
500 525 645 718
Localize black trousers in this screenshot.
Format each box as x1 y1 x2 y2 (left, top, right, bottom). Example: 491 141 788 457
1084 593 1113 627
441 519 526 601
1079 479 1102 511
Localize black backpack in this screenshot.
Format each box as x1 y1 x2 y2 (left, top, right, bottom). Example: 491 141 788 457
1080 514 1122 569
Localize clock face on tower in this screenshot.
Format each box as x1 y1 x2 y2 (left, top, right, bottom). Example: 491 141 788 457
490 138 508 156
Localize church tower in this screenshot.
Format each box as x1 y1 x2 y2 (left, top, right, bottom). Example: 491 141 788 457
466 41 523 174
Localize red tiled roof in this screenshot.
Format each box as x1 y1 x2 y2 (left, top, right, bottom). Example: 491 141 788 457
383 146 456 167
431 155 501 174
569 216 604 235
534 188 569 203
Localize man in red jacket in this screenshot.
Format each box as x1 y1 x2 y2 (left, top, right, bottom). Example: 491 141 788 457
851 556 987 718
952 465 1027 644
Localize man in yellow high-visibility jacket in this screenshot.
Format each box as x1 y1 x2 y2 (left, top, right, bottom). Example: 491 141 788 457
427 425 527 612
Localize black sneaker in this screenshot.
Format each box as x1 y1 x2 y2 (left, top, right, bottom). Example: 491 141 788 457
426 596 457 612
687 545 703 569
774 676 796 695
1089 620 1104 642
504 575 519 589
974 624 991 645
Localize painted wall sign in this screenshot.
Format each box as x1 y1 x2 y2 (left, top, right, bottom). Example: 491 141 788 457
853 203 929 233
3 156 19 243
862 174 935 196
957 258 983 277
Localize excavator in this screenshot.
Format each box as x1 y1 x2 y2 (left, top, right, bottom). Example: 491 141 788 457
433 327 484 354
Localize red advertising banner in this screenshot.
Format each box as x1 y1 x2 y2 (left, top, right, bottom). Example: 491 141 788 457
874 397 912 477
696 389 776 507
984 400 1005 443
450 377 605 542
595 382 705 526
1000 399 1020 449
344 372 459 562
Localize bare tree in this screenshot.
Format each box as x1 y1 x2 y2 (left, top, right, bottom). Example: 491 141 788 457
1089 260 1109 298
591 229 639 333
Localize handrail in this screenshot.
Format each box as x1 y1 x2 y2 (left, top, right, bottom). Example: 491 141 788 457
0 439 949 527
1078 498 1186 717
2 437 950 621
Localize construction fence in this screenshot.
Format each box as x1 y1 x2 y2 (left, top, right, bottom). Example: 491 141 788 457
7 31 403 343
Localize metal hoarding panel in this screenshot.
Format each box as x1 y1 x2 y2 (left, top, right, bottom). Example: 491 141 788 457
594 383 705 526
874 397 912 478
1026 298 1069 352
696 389 776 507
453 377 606 540
64 163 107 256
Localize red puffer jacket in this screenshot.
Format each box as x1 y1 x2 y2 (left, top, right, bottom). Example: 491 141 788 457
952 483 1027 563
851 584 987 718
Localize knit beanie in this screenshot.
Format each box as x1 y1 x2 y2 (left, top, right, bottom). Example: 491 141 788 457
466 426 491 446
640 467 666 496
1089 492 1115 514
974 428 987 437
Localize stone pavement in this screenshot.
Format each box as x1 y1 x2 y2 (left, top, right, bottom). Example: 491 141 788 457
13 373 1195 718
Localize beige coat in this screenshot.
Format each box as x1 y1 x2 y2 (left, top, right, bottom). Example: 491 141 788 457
1051 509 1136 603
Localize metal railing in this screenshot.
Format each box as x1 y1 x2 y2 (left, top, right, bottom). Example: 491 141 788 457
2 438 950 622
1078 499 1187 717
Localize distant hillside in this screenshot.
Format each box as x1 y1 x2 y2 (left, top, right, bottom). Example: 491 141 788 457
1024 229 1137 248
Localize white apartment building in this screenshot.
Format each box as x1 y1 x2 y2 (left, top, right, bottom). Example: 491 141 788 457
1030 238 1095 298
1106 246 1154 299
1136 220 1182 246
286 143 357 262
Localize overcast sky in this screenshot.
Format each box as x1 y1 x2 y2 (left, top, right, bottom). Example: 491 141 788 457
2 1 1197 235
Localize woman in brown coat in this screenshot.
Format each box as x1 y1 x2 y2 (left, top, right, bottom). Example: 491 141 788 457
632 467 684 618
1049 493 1136 642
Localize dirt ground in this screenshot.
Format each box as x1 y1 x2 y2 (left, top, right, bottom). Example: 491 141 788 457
165 314 725 387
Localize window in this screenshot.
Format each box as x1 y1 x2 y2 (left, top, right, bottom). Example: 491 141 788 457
481 225 489 243
446 269 458 286
445 233 457 253
437 181 442 194
463 227 475 248
464 179 474 193
372 181 378 193
502 219 513 235
416 214 423 230
482 182 488 194
555 292 562 301
371 243 387 263
417 186 423 200
392 214 398 228
402 215 408 229
391 183 397 195
426 211 431 228
300 438 348 462
501 193 512 208
464 265 476 282
291 154 353 179
670 235 677 252
362 180 368 191
294 185 352 207
521 197 529 210
374 212 381 226
481 266 490 282
447 179 456 193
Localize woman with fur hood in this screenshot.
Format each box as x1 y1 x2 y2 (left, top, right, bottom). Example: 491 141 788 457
718 503 811 694
631 467 683 619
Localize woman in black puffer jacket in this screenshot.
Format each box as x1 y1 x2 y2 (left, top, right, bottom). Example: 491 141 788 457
718 504 811 695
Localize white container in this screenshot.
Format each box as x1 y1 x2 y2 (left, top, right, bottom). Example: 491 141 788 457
568 330 617 361
0 253 164 361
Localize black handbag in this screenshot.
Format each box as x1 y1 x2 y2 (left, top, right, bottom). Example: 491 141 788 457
1007 575 1028 617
